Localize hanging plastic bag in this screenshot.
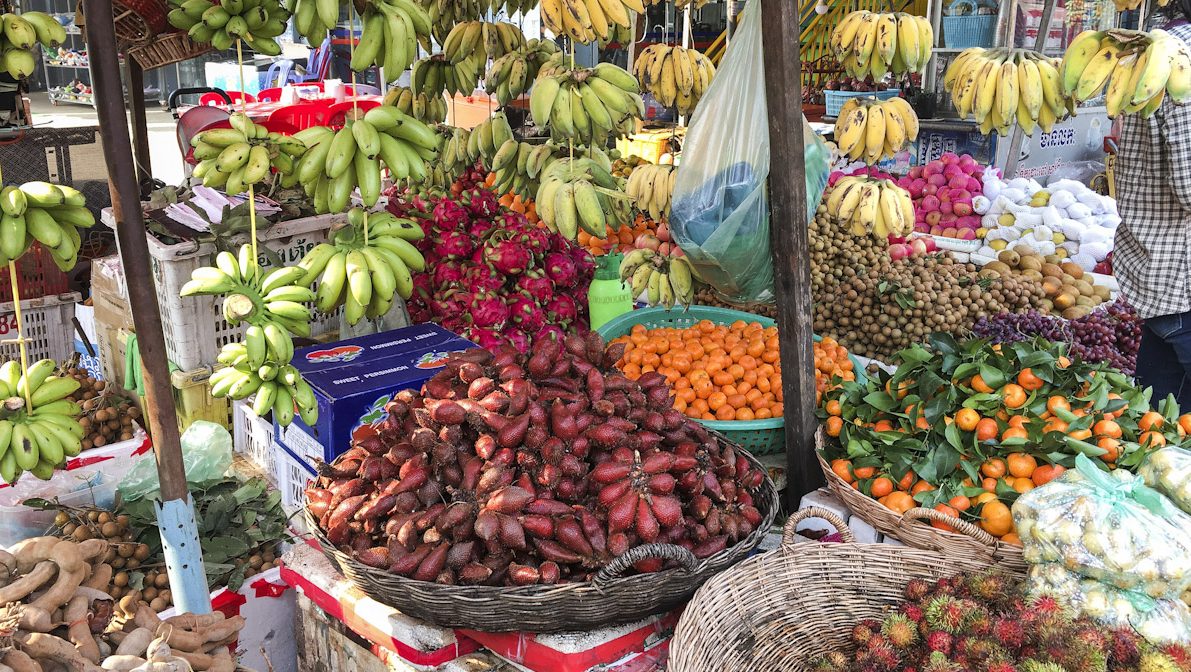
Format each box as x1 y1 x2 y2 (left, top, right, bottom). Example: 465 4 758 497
668 3 830 303
1139 445 1191 516
1028 563 1191 645
1012 455 1191 599
118 421 233 501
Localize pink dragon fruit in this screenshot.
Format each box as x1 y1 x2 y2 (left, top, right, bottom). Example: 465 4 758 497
433 199 469 231
505 328 531 353
464 264 506 293
433 229 476 260
465 189 499 218
432 260 467 287
468 216 498 241
485 236 533 276
430 290 470 318
545 294 578 326
464 327 507 350
506 293 546 332
515 271 554 303
569 244 596 277
534 324 565 343
412 272 434 299
467 291 511 329
441 315 467 334
544 251 579 288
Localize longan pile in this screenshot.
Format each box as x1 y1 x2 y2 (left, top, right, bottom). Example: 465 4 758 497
808 199 1045 362
692 287 778 320
62 366 142 449
52 508 169 610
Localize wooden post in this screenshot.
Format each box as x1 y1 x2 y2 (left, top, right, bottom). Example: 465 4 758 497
759 0 819 508
124 58 152 187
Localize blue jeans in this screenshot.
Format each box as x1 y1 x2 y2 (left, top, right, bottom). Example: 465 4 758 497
1136 310 1191 410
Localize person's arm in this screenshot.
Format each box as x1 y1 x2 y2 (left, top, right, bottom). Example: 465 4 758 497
1161 98 1191 212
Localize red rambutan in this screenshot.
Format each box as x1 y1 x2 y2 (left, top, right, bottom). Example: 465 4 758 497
925 596 967 634
853 619 881 647
882 614 919 650
1106 627 1141 666
926 631 954 655
984 660 1019 672
1161 643 1191 669
992 619 1026 651
901 603 925 623
905 578 933 602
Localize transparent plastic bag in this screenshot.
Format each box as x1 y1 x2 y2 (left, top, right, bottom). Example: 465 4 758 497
1028 563 1191 645
1012 455 1191 599
1140 446 1191 516
118 421 233 501
668 2 830 303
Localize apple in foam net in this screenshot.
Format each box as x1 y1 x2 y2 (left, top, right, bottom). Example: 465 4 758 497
896 153 988 239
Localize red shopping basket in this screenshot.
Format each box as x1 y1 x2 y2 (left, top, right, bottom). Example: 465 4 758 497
0 244 70 303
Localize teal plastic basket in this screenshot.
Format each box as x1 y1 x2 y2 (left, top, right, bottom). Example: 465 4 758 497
942 0 996 48
824 89 901 117
597 306 865 456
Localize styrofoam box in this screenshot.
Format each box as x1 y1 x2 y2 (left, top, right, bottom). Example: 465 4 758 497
100 209 346 371
0 292 83 364
233 399 276 485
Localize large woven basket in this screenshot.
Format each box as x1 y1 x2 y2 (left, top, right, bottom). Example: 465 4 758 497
668 508 1005 672
816 431 1028 575
127 33 214 70
306 444 779 633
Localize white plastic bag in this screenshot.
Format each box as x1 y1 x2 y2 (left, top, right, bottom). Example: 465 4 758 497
668 2 829 303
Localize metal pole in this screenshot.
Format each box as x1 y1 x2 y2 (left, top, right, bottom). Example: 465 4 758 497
124 58 152 188
1003 0 1057 177
759 1 819 507
82 0 211 614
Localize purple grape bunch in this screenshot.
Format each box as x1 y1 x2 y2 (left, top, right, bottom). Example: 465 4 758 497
972 299 1142 374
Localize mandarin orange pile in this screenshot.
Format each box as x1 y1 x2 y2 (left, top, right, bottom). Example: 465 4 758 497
577 213 657 258
483 173 541 224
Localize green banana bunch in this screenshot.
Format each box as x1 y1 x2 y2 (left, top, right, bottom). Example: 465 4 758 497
489 139 557 200
382 86 449 124
529 62 645 146
212 355 317 427
599 20 632 50
0 12 66 78
617 249 695 310
485 38 561 107
191 113 308 194
0 181 95 271
349 0 434 82
466 111 515 169
486 0 538 14
624 163 675 222
434 125 476 186
294 107 440 214
0 358 85 484
180 243 316 339
1059 28 1191 118
298 208 425 325
167 0 290 54
410 54 484 99
535 156 631 241
422 0 485 42
441 21 525 64
285 0 341 46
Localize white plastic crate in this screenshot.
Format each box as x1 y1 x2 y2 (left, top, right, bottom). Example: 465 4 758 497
274 440 315 517
100 210 346 371
233 399 276 484
0 292 83 364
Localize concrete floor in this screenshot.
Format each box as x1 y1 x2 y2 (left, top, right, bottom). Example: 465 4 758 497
28 90 189 186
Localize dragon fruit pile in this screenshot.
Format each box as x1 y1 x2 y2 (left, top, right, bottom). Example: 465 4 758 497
387 183 595 353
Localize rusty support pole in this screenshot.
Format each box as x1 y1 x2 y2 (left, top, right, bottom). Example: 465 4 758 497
83 0 211 613
760 0 819 508
124 57 152 186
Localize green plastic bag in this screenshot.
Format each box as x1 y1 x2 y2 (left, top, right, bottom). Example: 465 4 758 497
118 421 233 501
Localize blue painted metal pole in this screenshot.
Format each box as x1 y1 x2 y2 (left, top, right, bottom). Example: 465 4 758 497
82 0 212 614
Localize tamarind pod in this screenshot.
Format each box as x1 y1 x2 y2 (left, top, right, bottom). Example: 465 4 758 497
83 563 113 591
0 560 55 604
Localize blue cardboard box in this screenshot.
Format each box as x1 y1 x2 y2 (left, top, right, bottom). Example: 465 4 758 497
273 324 475 469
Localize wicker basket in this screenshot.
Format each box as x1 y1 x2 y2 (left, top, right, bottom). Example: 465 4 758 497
667 507 1007 671
306 443 780 633
127 32 214 70
816 431 1028 575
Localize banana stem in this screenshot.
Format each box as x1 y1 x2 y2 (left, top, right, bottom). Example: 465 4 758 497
7 262 31 411
235 39 247 115
234 37 259 284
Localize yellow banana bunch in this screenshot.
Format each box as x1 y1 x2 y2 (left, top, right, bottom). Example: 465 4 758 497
618 249 695 309
485 38 561 106
298 208 425 325
410 53 484 98
167 0 289 54
834 96 920 164
832 11 933 80
0 12 65 78
529 62 644 146
624 163 676 221
825 175 915 239
191 112 307 194
0 181 95 271
467 111 515 168
441 20 525 63
382 86 449 124
294 106 440 214
0 358 85 483
540 0 643 44
1060 29 1191 118
536 157 632 240
633 44 716 116
944 48 1073 136
348 0 434 83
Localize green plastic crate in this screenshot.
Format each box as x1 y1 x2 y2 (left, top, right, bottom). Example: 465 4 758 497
597 306 866 455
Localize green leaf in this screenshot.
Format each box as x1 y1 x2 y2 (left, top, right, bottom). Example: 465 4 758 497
977 364 1005 389
862 391 898 412
945 422 964 450
953 363 980 382
1018 350 1056 368
918 443 961 484
897 346 933 367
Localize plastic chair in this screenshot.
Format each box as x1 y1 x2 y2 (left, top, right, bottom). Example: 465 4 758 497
261 59 294 88
259 117 301 135
200 91 255 106
175 105 232 161
328 99 382 128
256 87 283 102
267 102 333 131
294 38 332 83
180 118 233 166
345 83 380 96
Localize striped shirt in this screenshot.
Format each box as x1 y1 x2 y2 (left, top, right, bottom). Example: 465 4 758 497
1114 20 1191 319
